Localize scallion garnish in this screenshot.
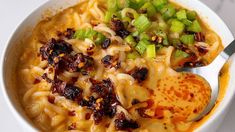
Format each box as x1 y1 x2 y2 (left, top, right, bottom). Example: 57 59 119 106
127 51 139 59
117 0 129 9
74 28 106 45
132 31 139 37
174 49 189 58
176 9 187 20
140 2 156 17
85 28 97 39
133 15 151 33
180 34 195 45
163 38 169 46
126 0 146 10
153 0 168 11
121 8 139 19
73 29 86 39
135 39 150 54
182 19 192 26
187 10 197 21
94 33 106 45
146 44 156 58
125 35 137 47
187 20 202 32
108 0 119 12
104 11 114 23
160 4 176 20
170 19 185 33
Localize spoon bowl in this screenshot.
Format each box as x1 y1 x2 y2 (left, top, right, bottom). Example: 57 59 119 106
178 40 235 121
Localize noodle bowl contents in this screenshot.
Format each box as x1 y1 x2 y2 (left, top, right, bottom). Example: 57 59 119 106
17 0 224 131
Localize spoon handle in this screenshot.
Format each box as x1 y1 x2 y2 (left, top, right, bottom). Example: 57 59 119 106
224 40 235 56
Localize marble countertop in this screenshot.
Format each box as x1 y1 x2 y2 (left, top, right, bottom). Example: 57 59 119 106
0 0 234 131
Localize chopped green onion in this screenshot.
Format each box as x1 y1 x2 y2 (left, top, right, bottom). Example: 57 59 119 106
117 0 129 9
122 17 132 27
108 0 119 12
176 9 187 20
174 50 189 58
167 18 175 25
136 0 147 4
127 51 139 59
135 39 150 54
74 28 97 40
122 17 132 23
170 20 185 33
163 38 169 46
187 20 202 32
160 4 176 20
153 0 168 11
125 35 137 47
94 33 106 45
127 0 145 10
146 44 156 58
187 10 197 21
180 34 195 45
132 31 139 37
126 0 139 9
182 19 192 26
114 11 122 19
73 29 86 39
85 28 97 39
155 30 167 38
74 28 106 45
158 22 168 31
140 33 150 40
104 11 114 23
171 38 181 46
133 15 151 33
121 8 139 19
140 2 157 17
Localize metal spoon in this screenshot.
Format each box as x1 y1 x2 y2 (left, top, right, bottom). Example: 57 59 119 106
178 40 235 121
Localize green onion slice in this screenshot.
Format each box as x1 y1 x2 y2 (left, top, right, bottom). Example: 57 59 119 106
176 9 187 20
174 49 189 58
153 0 168 11
133 15 151 33
146 44 156 58
121 8 139 19
170 19 185 33
187 20 202 32
125 35 137 47
135 39 150 54
180 34 195 45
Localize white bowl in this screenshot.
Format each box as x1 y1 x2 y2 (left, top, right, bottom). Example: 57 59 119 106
1 0 234 131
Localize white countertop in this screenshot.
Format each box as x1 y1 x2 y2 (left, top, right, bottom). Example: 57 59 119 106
0 0 235 131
